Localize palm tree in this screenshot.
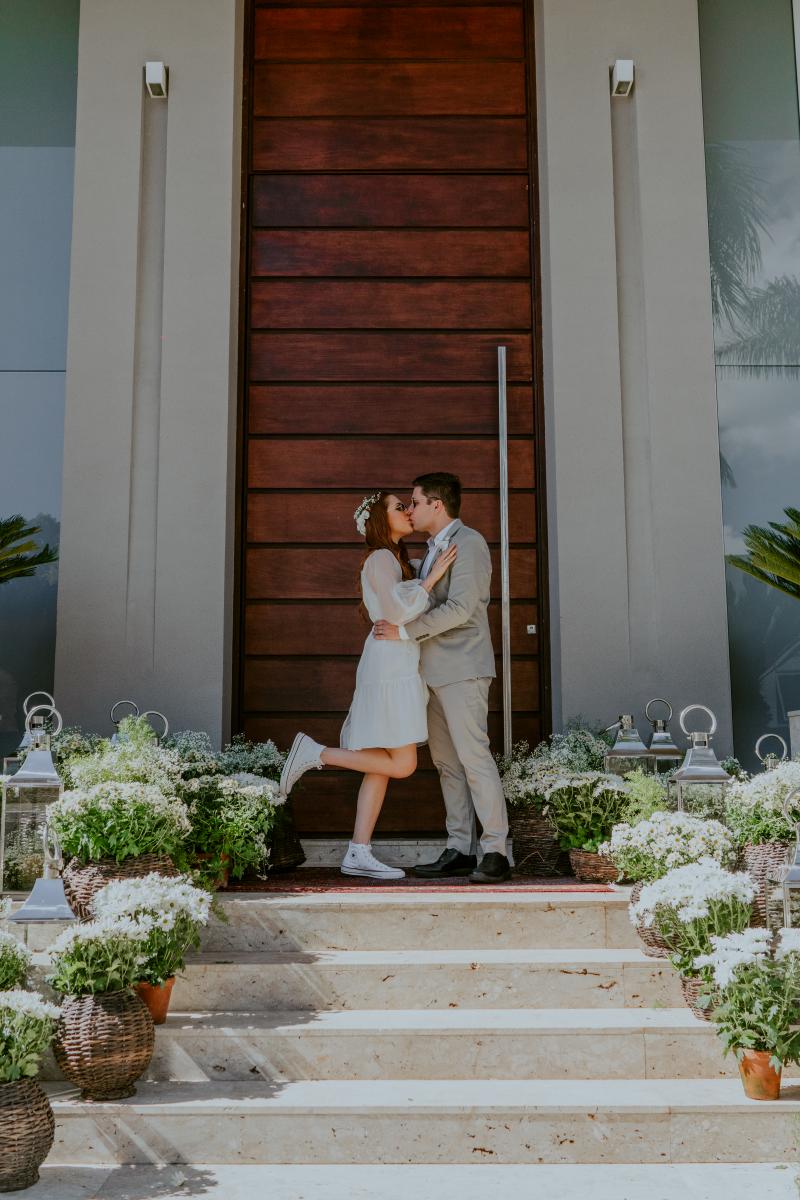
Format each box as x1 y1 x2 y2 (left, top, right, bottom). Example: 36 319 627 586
705 143 769 330
0 515 58 586
715 275 800 376
726 506 800 602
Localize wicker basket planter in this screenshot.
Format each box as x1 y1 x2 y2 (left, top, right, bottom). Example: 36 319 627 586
268 797 306 872
568 849 617 884
739 842 792 927
53 990 155 1100
509 810 561 876
629 881 670 958
62 853 178 921
680 975 717 1022
0 1079 55 1192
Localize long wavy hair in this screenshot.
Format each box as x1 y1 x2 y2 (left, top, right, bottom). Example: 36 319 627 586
358 491 415 624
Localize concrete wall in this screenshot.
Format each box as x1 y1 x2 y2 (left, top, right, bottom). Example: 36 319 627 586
55 0 243 745
535 0 734 751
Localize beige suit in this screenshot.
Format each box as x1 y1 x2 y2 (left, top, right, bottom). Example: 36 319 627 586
404 521 509 856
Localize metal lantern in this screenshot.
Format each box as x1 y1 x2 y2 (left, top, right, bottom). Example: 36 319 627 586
109 699 139 745
604 714 654 777
2 690 55 776
645 698 683 774
778 787 800 928
668 704 731 814
755 733 788 773
8 824 75 926
141 710 169 744
0 704 64 893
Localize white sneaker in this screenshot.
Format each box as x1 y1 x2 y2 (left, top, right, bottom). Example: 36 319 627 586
280 733 325 798
341 843 405 880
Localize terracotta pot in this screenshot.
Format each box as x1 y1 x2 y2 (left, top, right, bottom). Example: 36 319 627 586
738 1049 782 1100
53 989 155 1100
135 976 176 1025
193 852 230 889
0 1079 54 1192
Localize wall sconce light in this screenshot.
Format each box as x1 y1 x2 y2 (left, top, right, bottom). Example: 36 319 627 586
145 61 169 99
611 59 635 98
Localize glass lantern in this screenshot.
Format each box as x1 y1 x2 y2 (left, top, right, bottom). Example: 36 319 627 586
755 733 788 773
0 704 63 894
2 690 55 777
667 704 731 816
604 714 653 777
109 699 139 745
645 698 683 774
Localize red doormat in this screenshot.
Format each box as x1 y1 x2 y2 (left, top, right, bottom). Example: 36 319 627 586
222 868 615 894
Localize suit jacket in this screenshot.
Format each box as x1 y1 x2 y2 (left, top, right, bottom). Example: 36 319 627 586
404 520 496 688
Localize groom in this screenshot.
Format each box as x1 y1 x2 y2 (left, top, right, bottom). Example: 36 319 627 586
373 472 511 883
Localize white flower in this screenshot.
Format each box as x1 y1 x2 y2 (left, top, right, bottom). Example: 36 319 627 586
49 781 191 834
0 931 32 966
48 916 153 956
724 761 800 842
602 812 735 879
92 873 212 927
632 859 757 927
0 990 60 1022
353 493 381 536
775 927 800 960
0 898 12 921
694 928 773 988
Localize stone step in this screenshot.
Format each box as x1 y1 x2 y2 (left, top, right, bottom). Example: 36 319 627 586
120 1007 794 1082
201 890 636 953
47 1078 800 1165
173 947 681 1011
28 1162 800 1199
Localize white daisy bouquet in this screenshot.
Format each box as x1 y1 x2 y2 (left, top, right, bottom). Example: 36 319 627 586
632 858 757 977
48 917 153 995
48 782 191 865
0 991 60 1083
0 931 32 991
182 774 280 882
92 874 212 986
694 927 800 1069
724 761 800 846
538 770 630 853
601 812 736 884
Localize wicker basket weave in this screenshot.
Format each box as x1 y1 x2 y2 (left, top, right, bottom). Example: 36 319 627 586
62 854 178 921
509 810 561 876
629 881 670 958
54 989 154 1100
568 849 617 883
739 842 792 927
680 975 716 1022
0 1079 54 1192
268 797 306 872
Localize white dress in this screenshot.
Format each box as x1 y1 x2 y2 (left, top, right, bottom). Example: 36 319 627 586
340 549 431 750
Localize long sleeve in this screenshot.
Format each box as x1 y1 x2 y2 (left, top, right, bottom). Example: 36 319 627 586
404 533 489 642
363 549 431 626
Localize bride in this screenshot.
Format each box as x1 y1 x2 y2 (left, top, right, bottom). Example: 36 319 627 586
279 491 457 879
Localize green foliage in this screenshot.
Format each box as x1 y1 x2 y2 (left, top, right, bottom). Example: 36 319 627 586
0 933 31 991
181 775 278 881
621 769 670 824
0 515 58 587
47 922 149 996
0 993 59 1083
218 734 285 783
544 775 630 853
658 898 754 978
726 507 800 602
48 782 190 864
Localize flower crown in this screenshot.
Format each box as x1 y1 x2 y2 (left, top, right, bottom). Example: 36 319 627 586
354 493 381 537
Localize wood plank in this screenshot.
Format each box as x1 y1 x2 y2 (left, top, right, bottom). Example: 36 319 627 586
248 436 534 489
247 490 536 543
254 8 524 61
243 656 538 710
249 332 533 382
251 175 530 228
248 385 534 435
245 601 539 655
251 231 530 278
291 777 447 835
250 281 531 330
254 63 525 117
253 118 526 172
245 546 537 599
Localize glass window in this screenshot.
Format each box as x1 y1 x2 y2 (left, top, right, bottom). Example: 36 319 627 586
699 0 800 768
0 1 79 757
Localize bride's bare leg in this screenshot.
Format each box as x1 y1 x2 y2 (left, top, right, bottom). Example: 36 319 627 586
352 773 390 844
321 745 417 780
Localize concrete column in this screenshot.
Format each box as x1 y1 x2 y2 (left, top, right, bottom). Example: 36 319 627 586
535 0 734 750
55 0 243 744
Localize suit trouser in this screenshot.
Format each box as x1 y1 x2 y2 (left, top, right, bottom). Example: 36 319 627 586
426 676 509 857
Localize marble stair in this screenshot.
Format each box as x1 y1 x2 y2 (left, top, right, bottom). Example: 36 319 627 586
36 889 800 1197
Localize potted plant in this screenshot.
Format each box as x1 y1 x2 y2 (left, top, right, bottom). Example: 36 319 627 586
724 762 800 924
220 735 303 871
49 781 190 919
601 813 736 957
181 773 279 886
695 927 800 1099
632 859 757 1019
0 990 60 1191
92 873 212 1023
48 918 155 1099
541 771 630 882
0 932 31 991
497 743 560 876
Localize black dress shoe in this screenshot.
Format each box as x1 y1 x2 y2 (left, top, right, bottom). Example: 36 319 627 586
469 852 512 884
412 848 478 878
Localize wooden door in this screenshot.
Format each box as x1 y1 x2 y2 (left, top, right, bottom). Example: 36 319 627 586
237 0 548 835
